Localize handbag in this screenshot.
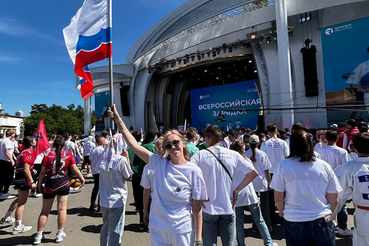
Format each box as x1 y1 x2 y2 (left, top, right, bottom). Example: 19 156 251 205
204 148 233 181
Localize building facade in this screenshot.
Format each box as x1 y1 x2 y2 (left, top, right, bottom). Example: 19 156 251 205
82 0 369 132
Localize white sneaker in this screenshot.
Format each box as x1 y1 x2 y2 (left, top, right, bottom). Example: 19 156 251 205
12 224 32 235
55 231 66 243
0 193 16 200
85 173 93 178
34 233 46 245
272 243 279 246
333 220 338 229
0 216 15 225
33 192 42 198
337 227 353 236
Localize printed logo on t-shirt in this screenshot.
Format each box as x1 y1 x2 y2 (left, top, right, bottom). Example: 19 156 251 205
358 175 369 183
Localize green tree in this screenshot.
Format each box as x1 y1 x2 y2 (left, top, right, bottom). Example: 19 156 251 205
24 103 87 137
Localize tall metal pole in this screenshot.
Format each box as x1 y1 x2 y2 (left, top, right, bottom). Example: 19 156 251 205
108 0 114 130
275 0 294 128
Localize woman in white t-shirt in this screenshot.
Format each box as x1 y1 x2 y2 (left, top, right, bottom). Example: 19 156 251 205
109 105 207 246
230 140 274 246
140 137 165 226
244 135 272 232
270 130 342 246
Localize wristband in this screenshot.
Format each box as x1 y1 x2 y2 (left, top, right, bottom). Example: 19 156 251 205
31 181 35 184
143 210 149 214
195 240 202 245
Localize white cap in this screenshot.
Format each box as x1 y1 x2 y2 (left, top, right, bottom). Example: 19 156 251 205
249 134 260 144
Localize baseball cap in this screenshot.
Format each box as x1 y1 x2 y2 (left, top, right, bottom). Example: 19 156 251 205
249 135 260 144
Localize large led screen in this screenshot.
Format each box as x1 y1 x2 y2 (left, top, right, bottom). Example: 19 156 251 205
190 80 260 131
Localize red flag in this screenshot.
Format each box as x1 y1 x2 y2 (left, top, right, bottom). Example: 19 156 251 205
33 119 50 158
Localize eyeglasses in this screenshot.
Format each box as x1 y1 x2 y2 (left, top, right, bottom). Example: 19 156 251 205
164 139 180 150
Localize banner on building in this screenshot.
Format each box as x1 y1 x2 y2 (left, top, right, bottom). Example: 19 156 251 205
190 80 261 131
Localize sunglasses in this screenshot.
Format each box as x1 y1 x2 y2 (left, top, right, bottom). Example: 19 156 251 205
164 139 181 150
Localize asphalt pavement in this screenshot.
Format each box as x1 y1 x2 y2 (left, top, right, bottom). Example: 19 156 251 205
0 175 354 246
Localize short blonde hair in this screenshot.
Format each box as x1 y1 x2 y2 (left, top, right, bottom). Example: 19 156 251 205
6 129 15 137
155 137 165 157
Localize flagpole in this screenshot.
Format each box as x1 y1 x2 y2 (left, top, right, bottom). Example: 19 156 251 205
108 0 114 130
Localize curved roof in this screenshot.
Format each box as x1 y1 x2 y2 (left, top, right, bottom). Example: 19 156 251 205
126 0 257 63
126 0 366 64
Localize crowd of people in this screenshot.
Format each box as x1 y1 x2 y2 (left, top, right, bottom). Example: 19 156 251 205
0 110 368 246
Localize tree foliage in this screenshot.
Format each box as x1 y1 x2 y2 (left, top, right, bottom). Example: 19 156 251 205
23 104 93 137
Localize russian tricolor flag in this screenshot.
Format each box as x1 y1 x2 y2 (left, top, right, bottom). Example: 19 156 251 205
63 0 112 99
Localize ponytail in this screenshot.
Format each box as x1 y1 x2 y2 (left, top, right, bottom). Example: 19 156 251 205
250 143 257 162
53 135 65 173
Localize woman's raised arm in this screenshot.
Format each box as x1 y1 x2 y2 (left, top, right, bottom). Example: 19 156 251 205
108 104 150 163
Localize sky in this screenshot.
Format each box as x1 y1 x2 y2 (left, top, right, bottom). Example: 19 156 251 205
0 0 188 116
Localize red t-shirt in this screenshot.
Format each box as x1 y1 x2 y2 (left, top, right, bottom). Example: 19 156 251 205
336 128 346 148
14 149 35 186
41 150 76 193
345 127 360 150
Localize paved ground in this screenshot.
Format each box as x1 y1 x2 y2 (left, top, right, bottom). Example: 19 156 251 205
0 176 354 246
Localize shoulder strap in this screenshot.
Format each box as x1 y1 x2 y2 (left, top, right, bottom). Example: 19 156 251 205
204 148 232 181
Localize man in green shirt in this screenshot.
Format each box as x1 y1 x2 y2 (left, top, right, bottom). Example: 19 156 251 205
132 131 156 231
186 127 199 157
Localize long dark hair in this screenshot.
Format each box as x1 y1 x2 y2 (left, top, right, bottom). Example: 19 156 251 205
250 143 258 162
230 140 251 162
23 136 35 149
289 130 315 162
230 139 244 154
53 135 65 173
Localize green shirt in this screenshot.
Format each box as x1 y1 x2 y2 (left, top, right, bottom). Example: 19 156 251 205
186 142 199 158
198 142 207 150
132 142 155 177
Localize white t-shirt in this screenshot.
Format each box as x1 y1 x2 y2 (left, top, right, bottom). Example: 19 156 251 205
99 155 133 208
140 164 155 195
314 151 321 159
260 138 289 173
316 145 351 170
148 154 207 234
64 140 75 154
333 157 369 236
191 146 255 215
232 157 259 207
0 138 14 161
346 60 369 87
314 142 323 152
90 146 104 175
245 148 272 192
349 152 358 160
84 136 96 156
270 157 342 222
235 121 242 129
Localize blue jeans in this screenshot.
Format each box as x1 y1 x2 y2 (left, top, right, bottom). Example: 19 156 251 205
236 203 273 246
202 212 236 246
337 201 348 230
284 217 336 246
100 206 126 246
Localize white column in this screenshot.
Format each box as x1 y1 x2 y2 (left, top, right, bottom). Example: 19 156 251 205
84 97 91 135
275 0 294 128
